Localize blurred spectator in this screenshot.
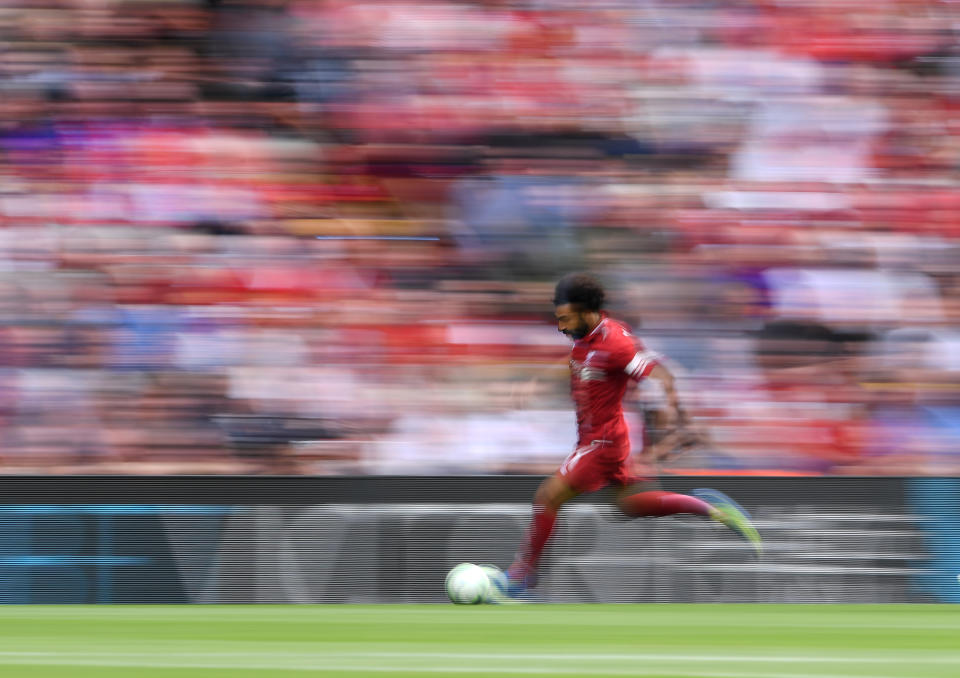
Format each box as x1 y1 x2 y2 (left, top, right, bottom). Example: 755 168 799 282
0 0 956 475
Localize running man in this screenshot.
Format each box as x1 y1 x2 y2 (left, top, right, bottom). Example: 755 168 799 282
505 273 761 596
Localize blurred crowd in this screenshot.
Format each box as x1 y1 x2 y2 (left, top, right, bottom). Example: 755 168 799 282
0 0 958 475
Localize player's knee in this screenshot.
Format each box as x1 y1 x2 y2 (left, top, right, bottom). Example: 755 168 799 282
534 478 570 512
533 487 558 512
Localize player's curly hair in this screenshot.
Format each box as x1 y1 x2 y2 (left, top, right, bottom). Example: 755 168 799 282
553 273 605 312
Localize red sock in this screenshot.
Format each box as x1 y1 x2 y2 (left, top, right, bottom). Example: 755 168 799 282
619 490 712 518
512 504 557 577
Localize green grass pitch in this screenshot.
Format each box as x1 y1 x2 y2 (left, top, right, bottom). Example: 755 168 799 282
0 605 957 678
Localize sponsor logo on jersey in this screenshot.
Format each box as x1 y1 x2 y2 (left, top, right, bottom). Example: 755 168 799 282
571 359 606 382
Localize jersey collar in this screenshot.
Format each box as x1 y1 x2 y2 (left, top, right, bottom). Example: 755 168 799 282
582 315 608 343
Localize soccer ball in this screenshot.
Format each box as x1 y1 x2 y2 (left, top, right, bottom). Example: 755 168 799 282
445 563 490 605
478 564 508 603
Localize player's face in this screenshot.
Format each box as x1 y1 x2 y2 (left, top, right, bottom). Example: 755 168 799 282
555 304 590 341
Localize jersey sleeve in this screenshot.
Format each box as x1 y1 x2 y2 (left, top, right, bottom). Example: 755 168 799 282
610 339 661 382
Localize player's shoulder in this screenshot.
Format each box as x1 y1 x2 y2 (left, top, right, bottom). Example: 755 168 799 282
603 316 634 335
598 317 638 349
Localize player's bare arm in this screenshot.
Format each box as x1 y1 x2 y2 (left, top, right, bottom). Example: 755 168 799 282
647 363 681 430
640 363 705 464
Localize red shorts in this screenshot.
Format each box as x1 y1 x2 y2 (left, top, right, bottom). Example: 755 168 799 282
557 438 649 494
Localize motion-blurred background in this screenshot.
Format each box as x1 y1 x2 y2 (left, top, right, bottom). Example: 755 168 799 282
0 0 958 477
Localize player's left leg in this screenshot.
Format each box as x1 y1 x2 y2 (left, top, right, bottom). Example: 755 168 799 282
614 482 714 519
691 488 763 555
614 483 763 556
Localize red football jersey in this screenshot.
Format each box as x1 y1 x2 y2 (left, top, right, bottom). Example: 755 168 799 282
569 315 660 444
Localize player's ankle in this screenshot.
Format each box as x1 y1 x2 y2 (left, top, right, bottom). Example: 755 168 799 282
507 561 538 589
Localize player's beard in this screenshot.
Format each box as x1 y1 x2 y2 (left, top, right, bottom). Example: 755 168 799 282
562 317 590 341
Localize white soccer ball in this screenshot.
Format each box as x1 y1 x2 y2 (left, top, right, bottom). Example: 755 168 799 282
478 564 508 603
445 563 490 605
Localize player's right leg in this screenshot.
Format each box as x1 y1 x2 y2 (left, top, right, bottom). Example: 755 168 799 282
503 441 617 600
505 473 578 598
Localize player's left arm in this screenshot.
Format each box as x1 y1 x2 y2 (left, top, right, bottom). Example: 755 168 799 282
619 344 700 462
645 363 681 431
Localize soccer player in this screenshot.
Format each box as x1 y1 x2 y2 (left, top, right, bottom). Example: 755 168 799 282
505 273 761 596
